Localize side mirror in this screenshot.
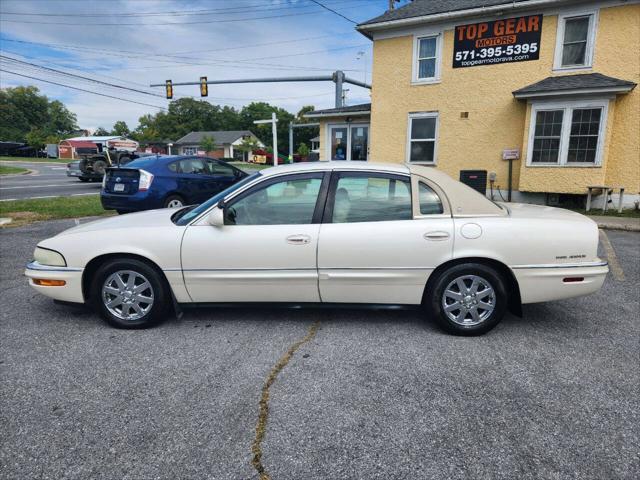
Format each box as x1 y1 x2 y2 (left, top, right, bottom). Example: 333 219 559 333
207 206 224 227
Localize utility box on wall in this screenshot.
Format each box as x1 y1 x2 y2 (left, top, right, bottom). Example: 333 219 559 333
459 170 488 195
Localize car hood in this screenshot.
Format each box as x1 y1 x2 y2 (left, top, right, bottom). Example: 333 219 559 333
500 202 595 223
56 208 180 236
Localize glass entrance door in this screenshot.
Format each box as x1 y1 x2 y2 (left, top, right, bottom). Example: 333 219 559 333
328 124 369 161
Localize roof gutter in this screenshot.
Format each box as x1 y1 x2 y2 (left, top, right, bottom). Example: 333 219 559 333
357 0 569 36
513 85 637 99
304 110 371 118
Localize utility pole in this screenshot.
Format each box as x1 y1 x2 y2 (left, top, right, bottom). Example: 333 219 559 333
253 113 278 166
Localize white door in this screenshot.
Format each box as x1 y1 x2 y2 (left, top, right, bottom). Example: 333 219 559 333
318 172 453 304
181 172 327 303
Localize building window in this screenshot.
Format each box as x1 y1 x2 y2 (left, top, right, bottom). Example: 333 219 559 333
183 147 197 155
532 110 564 163
407 113 438 164
528 101 607 166
554 11 597 69
413 33 441 82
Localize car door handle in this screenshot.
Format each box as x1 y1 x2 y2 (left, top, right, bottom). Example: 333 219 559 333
424 231 450 241
286 234 311 245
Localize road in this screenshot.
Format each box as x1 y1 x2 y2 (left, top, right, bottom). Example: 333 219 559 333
0 161 100 201
1 220 638 480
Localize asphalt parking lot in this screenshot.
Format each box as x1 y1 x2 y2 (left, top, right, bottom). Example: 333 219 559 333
0 162 100 201
1 219 638 480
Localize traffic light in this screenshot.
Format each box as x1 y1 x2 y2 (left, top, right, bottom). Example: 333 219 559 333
165 80 173 99
200 76 208 97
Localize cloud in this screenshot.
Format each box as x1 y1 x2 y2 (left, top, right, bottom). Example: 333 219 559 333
0 0 384 132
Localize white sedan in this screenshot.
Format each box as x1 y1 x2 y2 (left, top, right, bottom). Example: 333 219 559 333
25 162 608 335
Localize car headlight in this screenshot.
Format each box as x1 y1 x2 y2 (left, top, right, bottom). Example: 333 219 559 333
34 247 67 267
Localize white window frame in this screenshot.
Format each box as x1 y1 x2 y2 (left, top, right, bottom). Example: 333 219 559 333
412 32 443 84
406 112 439 165
182 146 197 155
526 99 609 167
553 9 598 71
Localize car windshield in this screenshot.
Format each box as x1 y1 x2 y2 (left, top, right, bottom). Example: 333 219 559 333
173 171 261 226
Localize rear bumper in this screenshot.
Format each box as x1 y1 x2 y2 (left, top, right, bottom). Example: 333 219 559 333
512 260 608 304
100 190 158 212
25 261 85 304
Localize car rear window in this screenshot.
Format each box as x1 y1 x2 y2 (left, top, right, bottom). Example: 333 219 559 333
124 158 160 169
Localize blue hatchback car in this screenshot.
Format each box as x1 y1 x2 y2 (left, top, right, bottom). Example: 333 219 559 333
101 155 248 213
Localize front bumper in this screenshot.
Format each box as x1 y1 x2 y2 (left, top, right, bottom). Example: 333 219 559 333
512 260 609 304
25 261 85 303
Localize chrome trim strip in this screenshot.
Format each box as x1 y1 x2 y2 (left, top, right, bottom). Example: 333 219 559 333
511 261 608 269
26 261 83 272
171 267 435 272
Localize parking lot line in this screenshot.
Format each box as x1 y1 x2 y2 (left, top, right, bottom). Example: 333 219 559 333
599 230 625 281
252 321 320 480
0 184 93 190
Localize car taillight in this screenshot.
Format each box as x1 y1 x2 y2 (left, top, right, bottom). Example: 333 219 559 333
138 169 154 191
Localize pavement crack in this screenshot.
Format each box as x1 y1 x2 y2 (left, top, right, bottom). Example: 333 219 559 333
251 321 320 480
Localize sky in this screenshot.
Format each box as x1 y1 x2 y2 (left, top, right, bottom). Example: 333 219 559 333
0 0 410 133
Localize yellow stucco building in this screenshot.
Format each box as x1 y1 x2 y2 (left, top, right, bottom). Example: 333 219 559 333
306 0 639 208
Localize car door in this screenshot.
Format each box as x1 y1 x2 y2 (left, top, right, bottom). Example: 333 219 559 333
176 157 214 204
204 159 242 196
181 172 329 303
317 171 454 305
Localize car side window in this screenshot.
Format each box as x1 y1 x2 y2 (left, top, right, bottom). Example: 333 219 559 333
419 182 444 215
331 174 412 223
179 158 207 174
225 175 323 225
207 160 235 176
168 161 179 173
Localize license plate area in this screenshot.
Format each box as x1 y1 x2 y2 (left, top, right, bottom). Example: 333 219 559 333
114 183 125 192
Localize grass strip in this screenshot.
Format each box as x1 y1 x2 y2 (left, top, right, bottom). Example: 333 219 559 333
251 321 320 480
0 156 66 163
0 195 112 227
0 165 29 175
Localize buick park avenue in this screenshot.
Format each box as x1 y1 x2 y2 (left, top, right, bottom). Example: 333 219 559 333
26 162 608 335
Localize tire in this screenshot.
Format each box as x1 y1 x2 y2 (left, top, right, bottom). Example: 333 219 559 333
92 159 108 176
164 194 185 209
116 210 129 215
90 258 169 329
425 263 508 336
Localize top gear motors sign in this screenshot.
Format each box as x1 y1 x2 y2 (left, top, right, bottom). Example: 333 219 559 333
453 14 543 68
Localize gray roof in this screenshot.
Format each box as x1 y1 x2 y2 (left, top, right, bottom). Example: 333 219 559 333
513 73 636 98
304 103 371 118
174 130 257 145
359 0 533 28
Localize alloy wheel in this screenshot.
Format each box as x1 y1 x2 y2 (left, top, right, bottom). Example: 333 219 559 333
102 270 154 321
441 274 496 326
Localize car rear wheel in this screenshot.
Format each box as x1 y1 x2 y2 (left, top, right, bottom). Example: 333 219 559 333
91 259 168 329
164 195 185 209
425 263 507 336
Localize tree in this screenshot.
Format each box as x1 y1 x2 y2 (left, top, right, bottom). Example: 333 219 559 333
239 102 294 153
93 127 110 135
111 120 130 137
199 135 216 153
0 86 77 144
297 142 310 157
236 136 259 161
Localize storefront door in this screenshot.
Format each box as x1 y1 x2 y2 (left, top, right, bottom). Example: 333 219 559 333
328 124 369 161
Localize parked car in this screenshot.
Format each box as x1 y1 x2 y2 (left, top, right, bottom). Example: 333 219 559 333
100 155 247 214
66 161 102 182
26 162 608 334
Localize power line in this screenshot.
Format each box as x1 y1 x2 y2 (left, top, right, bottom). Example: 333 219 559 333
308 0 358 24
0 3 369 26
0 69 168 110
0 55 166 98
0 0 365 17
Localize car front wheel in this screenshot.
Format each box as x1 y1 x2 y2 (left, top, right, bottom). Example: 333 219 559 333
426 263 507 336
91 259 168 329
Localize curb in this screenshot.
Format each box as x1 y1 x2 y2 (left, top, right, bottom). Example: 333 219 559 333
0 169 36 177
597 224 640 232
0 217 12 226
